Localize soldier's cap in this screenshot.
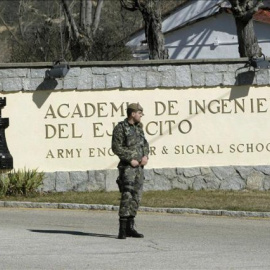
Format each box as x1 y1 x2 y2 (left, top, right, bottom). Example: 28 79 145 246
127 103 143 112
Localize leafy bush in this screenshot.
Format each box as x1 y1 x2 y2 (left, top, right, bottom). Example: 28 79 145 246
0 168 44 196
0 174 10 196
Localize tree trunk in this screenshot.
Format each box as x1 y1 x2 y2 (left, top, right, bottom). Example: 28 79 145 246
234 17 261 57
18 0 25 38
141 0 167 59
85 0 93 37
120 0 168 60
92 0 104 36
229 0 263 58
80 0 86 29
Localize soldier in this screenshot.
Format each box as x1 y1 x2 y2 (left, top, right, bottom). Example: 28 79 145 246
112 103 149 239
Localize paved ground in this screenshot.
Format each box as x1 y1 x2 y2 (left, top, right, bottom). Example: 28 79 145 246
0 208 270 270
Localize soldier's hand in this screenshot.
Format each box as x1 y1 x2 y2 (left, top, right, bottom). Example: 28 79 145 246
140 156 148 166
130 159 140 167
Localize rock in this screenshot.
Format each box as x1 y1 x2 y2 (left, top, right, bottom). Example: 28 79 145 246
200 167 212 176
212 166 236 180
55 172 71 192
263 176 270 190
183 167 201 178
105 169 119 191
193 176 207 190
204 175 221 190
246 171 264 190
255 166 270 175
171 175 190 190
143 169 155 191
220 175 245 191
235 166 254 179
41 172 56 192
70 171 89 191
176 167 184 175
152 170 172 190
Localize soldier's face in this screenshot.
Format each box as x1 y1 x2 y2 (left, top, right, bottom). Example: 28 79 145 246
132 110 143 123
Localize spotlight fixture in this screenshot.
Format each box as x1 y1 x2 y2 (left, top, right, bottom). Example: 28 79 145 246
47 60 70 79
249 54 270 70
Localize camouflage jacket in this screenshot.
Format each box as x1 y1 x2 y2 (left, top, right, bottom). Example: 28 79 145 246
112 118 149 166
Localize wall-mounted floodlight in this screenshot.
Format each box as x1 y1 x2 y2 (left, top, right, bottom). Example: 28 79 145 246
47 60 70 79
249 54 270 69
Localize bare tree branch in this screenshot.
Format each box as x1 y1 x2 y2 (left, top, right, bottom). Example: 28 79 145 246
80 0 86 29
120 0 138 11
0 14 23 46
85 0 93 37
61 0 80 39
18 0 25 38
92 0 104 36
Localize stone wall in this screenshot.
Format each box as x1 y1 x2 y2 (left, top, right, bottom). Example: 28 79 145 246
41 165 270 192
0 58 269 92
1 58 270 192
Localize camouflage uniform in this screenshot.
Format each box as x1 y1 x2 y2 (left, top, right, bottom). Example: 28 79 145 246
112 118 149 218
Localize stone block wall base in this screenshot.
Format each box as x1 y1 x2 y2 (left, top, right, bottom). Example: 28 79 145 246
40 166 270 192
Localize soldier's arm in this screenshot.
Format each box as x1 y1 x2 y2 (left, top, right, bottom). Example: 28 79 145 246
112 124 135 163
141 129 150 157
139 128 149 166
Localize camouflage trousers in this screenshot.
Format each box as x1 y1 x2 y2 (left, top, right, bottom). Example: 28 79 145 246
118 166 144 218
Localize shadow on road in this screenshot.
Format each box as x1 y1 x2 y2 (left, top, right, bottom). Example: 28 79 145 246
29 229 117 239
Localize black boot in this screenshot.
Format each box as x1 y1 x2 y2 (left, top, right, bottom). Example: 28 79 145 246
118 218 127 239
126 216 144 238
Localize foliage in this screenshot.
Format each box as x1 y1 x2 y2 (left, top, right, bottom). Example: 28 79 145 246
1 0 263 61
0 0 187 62
0 168 44 196
85 25 133 61
10 22 63 62
0 174 10 196
3 0 135 62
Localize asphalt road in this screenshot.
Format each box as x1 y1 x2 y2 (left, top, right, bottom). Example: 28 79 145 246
0 208 269 270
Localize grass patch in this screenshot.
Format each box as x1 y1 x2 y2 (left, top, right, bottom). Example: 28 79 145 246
142 190 270 212
0 191 121 206
1 189 270 212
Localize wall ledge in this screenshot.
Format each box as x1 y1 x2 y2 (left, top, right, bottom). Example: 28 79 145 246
0 58 258 69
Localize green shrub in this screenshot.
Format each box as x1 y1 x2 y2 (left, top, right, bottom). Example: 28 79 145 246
0 174 10 196
4 168 44 196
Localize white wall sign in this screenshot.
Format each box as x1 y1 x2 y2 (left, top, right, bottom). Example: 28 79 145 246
2 86 270 172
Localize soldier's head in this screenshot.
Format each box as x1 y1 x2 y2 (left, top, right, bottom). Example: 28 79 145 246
127 103 144 124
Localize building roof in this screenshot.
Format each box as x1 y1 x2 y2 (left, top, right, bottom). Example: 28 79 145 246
253 9 270 24
127 0 270 47
127 0 227 46
165 7 270 36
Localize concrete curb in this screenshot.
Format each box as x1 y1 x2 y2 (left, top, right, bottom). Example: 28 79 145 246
1 201 270 218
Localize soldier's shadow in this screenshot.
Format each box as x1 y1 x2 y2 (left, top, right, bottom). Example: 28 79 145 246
29 229 117 239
